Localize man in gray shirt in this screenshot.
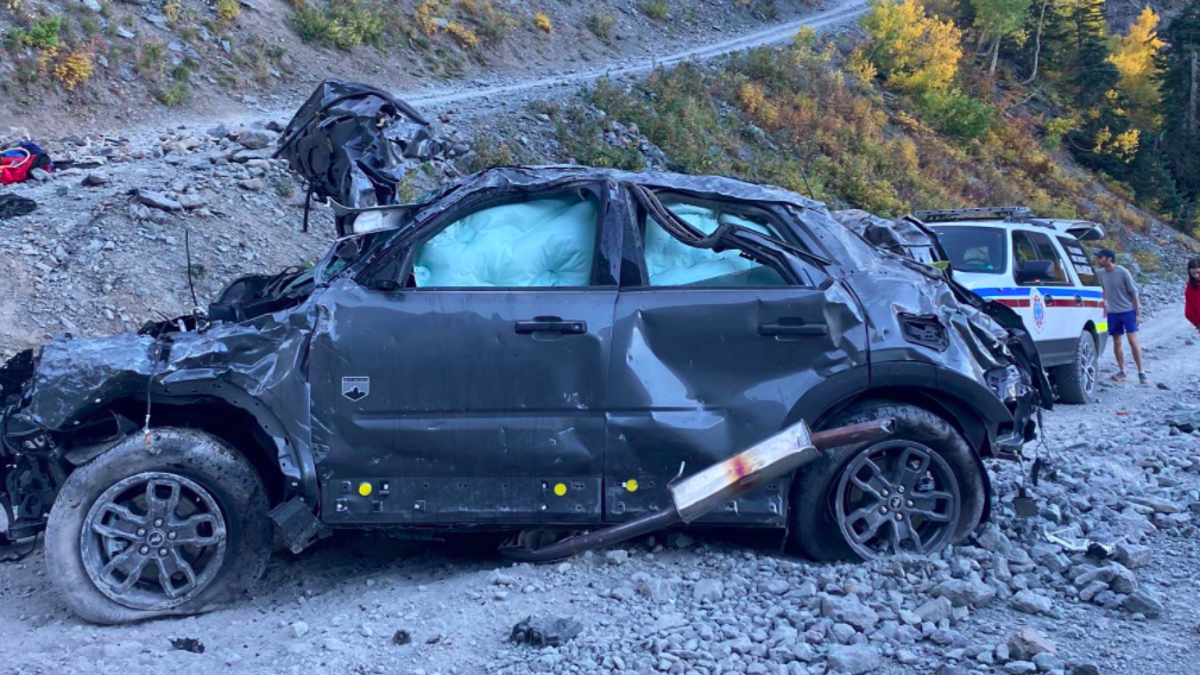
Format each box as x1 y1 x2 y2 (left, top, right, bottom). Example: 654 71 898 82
1095 248 1146 384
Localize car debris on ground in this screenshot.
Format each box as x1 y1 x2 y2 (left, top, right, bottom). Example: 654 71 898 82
509 616 585 647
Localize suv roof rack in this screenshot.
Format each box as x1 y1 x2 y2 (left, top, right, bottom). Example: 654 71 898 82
910 205 1106 241
911 206 1033 223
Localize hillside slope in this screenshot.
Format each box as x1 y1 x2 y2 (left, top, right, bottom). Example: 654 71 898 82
0 0 821 135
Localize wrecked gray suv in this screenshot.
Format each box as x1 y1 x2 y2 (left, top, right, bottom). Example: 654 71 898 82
0 165 1046 623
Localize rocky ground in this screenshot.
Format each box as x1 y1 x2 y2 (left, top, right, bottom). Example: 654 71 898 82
1 296 1198 675
2 4 1200 674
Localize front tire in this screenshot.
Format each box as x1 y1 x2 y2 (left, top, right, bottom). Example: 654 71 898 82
46 428 271 624
1051 330 1097 404
788 402 986 561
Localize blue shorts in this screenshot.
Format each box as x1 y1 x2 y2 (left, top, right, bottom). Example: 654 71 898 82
1108 310 1138 336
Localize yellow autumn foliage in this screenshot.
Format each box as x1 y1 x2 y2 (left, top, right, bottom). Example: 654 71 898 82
1108 7 1165 129
53 49 94 91
859 0 962 94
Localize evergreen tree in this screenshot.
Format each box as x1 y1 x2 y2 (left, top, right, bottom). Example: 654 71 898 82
1158 0 1200 221
1051 0 1137 177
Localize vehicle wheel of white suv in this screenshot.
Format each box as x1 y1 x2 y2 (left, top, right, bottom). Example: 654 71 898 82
1052 330 1097 404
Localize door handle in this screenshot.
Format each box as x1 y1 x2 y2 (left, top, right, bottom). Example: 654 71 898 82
1074 295 1084 306
515 317 587 335
758 321 829 337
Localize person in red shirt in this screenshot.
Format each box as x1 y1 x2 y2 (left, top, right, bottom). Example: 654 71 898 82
1186 258 1200 335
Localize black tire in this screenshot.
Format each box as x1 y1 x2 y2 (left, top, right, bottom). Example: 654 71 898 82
45 428 271 624
1051 330 1097 404
788 402 986 561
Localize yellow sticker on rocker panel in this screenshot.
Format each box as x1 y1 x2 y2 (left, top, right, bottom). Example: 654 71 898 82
554 483 567 497
358 482 373 497
625 479 639 493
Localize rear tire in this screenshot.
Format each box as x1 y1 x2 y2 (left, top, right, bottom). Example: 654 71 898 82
45 428 271 624
1052 330 1097 404
788 402 986 561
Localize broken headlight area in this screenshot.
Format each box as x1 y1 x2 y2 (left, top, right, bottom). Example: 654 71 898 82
899 314 950 352
987 364 1028 404
0 412 66 541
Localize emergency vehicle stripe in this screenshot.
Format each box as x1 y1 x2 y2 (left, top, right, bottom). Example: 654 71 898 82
973 287 1103 299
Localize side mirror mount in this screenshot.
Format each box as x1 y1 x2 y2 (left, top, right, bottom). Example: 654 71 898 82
1014 260 1053 284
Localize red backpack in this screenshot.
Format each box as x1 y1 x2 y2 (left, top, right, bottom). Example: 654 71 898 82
1 143 52 185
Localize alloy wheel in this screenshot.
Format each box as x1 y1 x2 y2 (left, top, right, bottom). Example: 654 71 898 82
1078 333 1097 397
834 441 960 560
80 472 227 610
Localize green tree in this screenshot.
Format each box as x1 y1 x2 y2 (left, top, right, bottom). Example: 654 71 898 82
1158 0 1200 221
1046 0 1139 174
971 0 1033 75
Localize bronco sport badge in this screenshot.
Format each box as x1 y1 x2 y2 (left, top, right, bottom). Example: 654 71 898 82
342 376 370 401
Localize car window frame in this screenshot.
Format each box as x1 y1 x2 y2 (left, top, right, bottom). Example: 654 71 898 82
1011 229 1070 287
1056 235 1099 287
929 224 1009 275
364 181 617 292
1022 228 1072 286
621 188 821 291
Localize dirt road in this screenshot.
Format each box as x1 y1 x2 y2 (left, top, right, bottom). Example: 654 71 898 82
141 0 870 142
2 300 1197 675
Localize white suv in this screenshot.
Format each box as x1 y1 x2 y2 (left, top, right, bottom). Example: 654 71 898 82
916 207 1108 404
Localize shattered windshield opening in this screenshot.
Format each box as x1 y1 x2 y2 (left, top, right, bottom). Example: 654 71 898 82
931 226 1008 275
318 231 393 284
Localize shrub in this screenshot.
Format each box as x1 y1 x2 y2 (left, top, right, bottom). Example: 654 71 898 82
916 88 994 141
157 80 189 106
457 0 515 43
215 0 241 26
533 11 551 32
23 16 62 49
53 48 93 90
415 0 442 35
136 41 166 78
290 0 384 50
586 13 613 41
639 1 668 20
163 0 182 26
444 20 477 48
467 133 521 172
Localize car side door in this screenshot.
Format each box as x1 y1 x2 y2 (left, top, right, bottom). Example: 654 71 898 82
1011 229 1078 366
604 188 868 526
307 181 621 527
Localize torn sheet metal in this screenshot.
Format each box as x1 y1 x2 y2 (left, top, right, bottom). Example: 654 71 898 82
275 79 443 212
832 210 939 264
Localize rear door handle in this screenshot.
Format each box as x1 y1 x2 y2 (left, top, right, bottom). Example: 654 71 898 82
758 321 829 337
1074 295 1084 306
515 317 587 335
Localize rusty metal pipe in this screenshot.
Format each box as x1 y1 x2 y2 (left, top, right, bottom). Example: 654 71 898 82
498 418 894 563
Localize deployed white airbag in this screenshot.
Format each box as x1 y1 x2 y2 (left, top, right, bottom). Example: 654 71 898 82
414 194 598 288
644 202 781 286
